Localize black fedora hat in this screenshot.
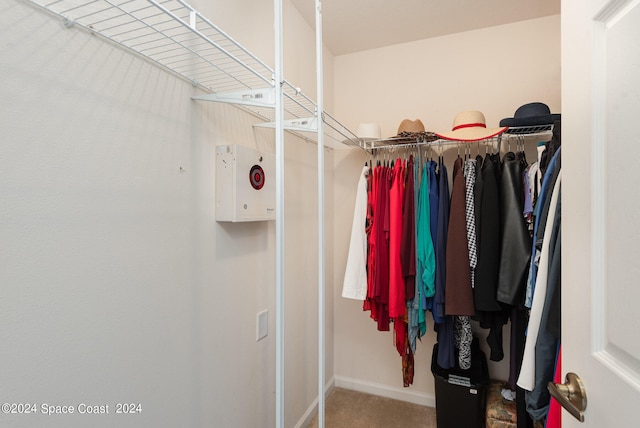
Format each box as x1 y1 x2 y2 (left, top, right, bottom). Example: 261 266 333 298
500 102 561 127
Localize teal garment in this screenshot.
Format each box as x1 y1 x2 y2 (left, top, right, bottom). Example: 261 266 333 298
414 160 424 304
416 165 427 337
416 162 436 337
408 158 423 353
417 163 436 300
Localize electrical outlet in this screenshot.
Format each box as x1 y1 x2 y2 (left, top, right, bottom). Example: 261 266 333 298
256 310 268 342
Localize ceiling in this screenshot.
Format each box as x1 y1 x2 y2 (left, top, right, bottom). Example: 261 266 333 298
289 0 560 56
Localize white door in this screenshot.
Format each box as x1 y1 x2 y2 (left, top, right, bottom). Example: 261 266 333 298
562 0 640 426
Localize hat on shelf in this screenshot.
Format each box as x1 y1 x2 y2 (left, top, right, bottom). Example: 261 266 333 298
356 123 382 141
396 118 426 135
436 110 508 141
499 102 561 127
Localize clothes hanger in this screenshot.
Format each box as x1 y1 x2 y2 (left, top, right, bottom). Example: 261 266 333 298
520 135 528 164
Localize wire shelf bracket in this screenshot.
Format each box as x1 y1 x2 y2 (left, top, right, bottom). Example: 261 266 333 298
192 88 276 109
254 116 318 133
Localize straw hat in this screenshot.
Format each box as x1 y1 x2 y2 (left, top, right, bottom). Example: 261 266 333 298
396 119 425 135
436 111 508 141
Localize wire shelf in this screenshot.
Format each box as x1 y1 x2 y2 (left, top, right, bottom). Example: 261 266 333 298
363 123 556 152
25 0 363 149
504 124 554 135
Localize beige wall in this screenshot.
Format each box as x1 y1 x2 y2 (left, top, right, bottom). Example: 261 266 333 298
334 15 560 137
332 15 561 404
1 0 333 427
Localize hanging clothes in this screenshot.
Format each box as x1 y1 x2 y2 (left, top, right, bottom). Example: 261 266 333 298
372 164 390 331
525 149 562 308
464 158 478 289
454 316 473 370
427 159 440 314
474 152 503 311
388 158 406 321
418 161 437 305
473 154 484 246
525 187 561 421
388 158 408 358
511 306 533 428
434 158 456 369
342 130 563 394
523 163 537 234
342 165 370 300
434 158 449 322
497 152 531 306
401 156 416 301
546 345 562 428
402 331 415 387
518 171 562 391
445 156 475 316
409 158 435 352
473 152 509 362
364 164 377 314
454 157 478 370
408 157 423 354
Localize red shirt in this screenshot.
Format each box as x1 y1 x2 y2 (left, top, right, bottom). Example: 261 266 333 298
388 159 406 319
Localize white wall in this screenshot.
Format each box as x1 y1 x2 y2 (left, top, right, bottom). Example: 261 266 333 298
332 15 561 404
334 15 561 137
1 1 333 427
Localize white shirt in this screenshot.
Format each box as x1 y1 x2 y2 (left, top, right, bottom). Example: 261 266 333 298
342 166 369 300
517 170 562 391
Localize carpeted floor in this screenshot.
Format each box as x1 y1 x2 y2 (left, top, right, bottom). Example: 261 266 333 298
307 387 436 428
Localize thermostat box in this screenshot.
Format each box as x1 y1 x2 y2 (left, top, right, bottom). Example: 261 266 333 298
216 144 275 222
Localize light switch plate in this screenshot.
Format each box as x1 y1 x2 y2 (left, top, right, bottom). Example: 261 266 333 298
256 309 268 342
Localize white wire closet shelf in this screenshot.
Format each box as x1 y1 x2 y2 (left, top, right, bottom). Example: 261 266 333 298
364 124 555 151
25 0 363 150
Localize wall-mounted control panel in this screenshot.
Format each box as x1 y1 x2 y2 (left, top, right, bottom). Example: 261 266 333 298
216 144 275 222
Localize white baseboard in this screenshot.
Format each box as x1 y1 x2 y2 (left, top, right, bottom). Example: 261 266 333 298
334 375 436 408
293 376 336 428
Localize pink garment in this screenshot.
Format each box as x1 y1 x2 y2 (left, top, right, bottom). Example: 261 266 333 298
388 159 406 319
546 346 562 428
364 167 376 314
372 165 391 331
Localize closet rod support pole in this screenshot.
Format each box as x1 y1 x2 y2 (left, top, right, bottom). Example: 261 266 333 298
274 0 284 427
315 1 326 427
